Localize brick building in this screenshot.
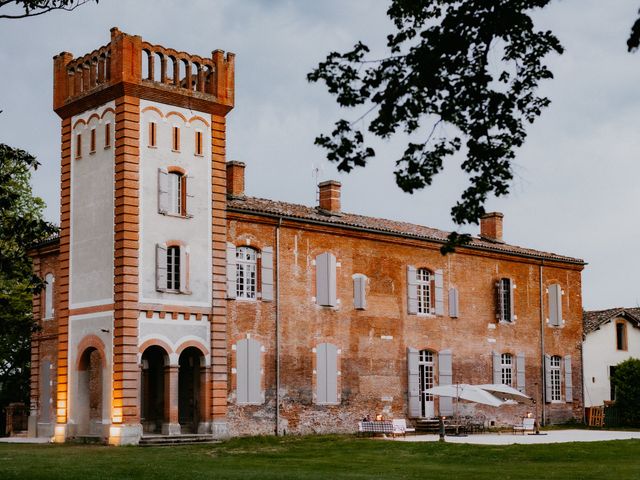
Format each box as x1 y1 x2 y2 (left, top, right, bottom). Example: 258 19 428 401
28 29 586 445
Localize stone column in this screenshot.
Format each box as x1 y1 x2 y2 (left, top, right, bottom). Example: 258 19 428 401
198 366 211 433
162 365 180 435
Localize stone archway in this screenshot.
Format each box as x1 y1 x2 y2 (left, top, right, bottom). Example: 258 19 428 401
178 346 206 434
77 347 104 435
141 345 169 434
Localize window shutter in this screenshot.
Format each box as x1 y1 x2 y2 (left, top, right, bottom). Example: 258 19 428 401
492 351 501 384
564 355 573 402
549 284 562 327
325 343 339 404
40 360 52 423
185 175 195 217
496 280 504 320
261 246 274 302
179 246 189 293
157 168 169 214
226 243 237 299
353 275 367 310
509 279 516 322
438 349 453 416
448 287 459 318
44 274 54 319
407 265 418 315
516 352 526 393
316 253 336 307
155 243 167 292
434 269 444 315
407 348 420 417
248 339 262 404
316 343 327 404
544 354 552 403
236 339 248 403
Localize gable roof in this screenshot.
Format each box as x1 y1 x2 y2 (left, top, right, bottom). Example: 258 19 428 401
583 307 640 335
227 196 585 265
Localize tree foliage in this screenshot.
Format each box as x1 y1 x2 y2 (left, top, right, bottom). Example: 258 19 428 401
611 358 640 426
0 0 97 19
0 145 57 409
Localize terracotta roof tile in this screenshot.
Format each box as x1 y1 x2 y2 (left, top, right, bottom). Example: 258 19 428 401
583 308 640 334
227 196 585 265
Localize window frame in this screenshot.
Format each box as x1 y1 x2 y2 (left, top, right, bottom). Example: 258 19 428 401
167 171 184 216
148 121 157 148
615 320 627 351
236 246 258 300
166 245 181 292
104 123 111 149
500 353 513 387
195 130 203 156
498 277 513 323
416 268 434 315
89 128 96 153
550 355 562 402
75 133 82 159
43 273 55 320
172 125 180 152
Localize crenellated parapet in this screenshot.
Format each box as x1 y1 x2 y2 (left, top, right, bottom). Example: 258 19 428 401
53 27 234 119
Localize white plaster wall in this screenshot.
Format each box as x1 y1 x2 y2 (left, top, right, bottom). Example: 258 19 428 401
583 317 640 407
138 312 211 366
70 102 115 308
138 100 212 307
67 313 113 426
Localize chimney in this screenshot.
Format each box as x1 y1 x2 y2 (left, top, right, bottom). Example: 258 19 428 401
480 212 504 243
226 161 245 198
318 180 341 214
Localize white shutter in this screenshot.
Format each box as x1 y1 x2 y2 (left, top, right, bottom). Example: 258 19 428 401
434 269 444 315
261 246 274 301
496 280 504 320
492 351 501 384
544 354 552 403
516 352 526 393
407 348 420 417
448 287 459 318
407 265 417 315
155 243 167 292
226 243 237 299
564 355 573 402
179 246 189 293
236 339 248 403
316 253 336 307
549 284 562 327
438 349 453 416
185 174 195 218
248 339 262 404
353 275 366 310
157 168 169 214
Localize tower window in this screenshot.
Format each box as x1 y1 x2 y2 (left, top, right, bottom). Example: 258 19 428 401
616 321 627 351
195 131 203 156
416 268 433 315
168 171 184 215
90 128 96 153
497 278 514 322
167 246 181 291
149 122 157 147
172 126 180 151
104 123 111 149
75 133 82 158
550 355 562 402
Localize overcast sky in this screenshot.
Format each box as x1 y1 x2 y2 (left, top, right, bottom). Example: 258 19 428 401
1 0 639 310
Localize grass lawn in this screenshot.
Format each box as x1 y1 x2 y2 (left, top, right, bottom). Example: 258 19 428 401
1 435 639 480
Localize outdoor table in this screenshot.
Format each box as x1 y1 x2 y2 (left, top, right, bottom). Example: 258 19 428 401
360 421 394 435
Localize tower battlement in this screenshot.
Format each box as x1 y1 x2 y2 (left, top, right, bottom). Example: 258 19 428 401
53 27 234 118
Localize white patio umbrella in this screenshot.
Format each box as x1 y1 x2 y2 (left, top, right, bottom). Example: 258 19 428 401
476 384 533 404
424 384 505 407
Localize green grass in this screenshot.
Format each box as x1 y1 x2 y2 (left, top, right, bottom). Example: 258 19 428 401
1 435 639 479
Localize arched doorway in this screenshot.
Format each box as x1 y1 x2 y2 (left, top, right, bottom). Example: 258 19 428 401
77 347 103 435
178 347 205 433
141 345 168 434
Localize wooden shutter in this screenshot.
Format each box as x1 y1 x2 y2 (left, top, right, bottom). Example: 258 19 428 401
179 246 189 293
516 352 526 393
407 348 420 417
407 265 418 315
261 246 274 301
434 269 444 315
549 284 562 327
353 275 366 310
185 175 195 217
509 279 516 322
544 354 552 403
248 339 262 404
448 287 459 318
316 343 338 404
492 351 501 384
157 168 169 214
316 253 336 307
226 242 237 299
236 339 248 403
438 349 453 416
155 243 167 292
564 355 573 402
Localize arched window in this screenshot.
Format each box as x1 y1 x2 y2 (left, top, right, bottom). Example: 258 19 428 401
236 247 257 300
158 168 191 217
168 171 183 215
167 245 181 291
44 273 54 319
416 268 432 315
501 353 513 386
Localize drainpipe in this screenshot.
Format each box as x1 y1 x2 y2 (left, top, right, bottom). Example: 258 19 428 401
539 263 546 426
275 217 282 435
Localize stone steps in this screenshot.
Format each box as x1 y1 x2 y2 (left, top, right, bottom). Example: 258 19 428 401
139 434 219 446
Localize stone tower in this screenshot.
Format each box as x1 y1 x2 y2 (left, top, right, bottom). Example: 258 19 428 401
50 28 234 445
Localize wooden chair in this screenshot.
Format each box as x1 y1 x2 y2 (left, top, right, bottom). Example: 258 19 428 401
512 417 535 434
392 419 416 437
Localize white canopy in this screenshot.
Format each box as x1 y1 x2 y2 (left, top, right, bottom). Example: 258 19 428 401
476 384 533 404
424 384 505 408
